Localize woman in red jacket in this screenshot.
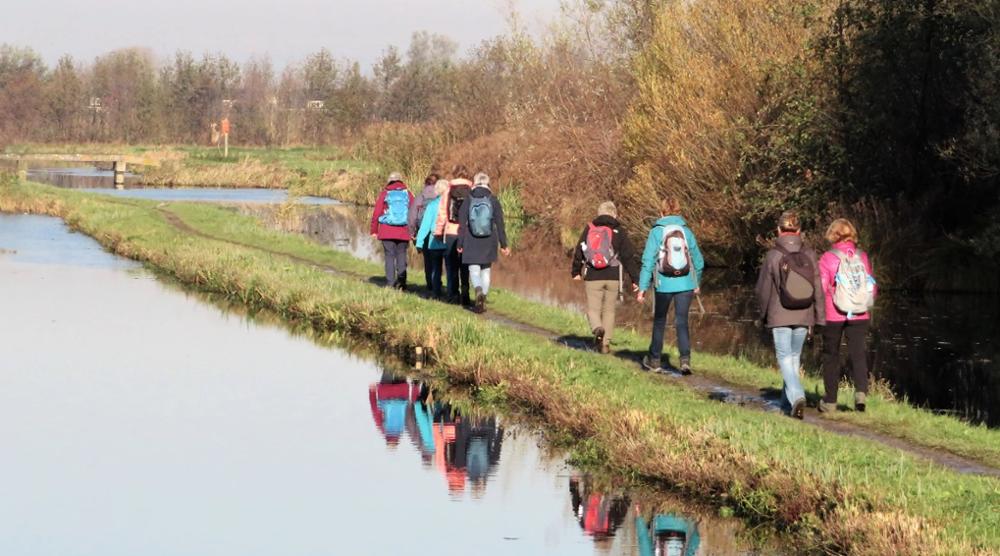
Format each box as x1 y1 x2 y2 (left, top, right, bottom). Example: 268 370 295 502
370 172 415 289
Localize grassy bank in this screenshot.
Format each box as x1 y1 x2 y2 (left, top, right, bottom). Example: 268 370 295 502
2 180 998 554
163 198 1000 471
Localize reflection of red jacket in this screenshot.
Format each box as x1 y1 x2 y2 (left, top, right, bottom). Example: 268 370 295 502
370 181 414 241
584 494 611 535
368 382 419 434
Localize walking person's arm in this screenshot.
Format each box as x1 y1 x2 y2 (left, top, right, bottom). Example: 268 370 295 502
571 226 588 279
370 189 386 238
810 249 826 325
457 194 470 252
407 192 422 239
754 251 773 325
493 196 510 256
617 229 641 289
686 227 706 292
637 228 659 301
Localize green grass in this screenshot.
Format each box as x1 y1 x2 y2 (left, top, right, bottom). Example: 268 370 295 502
3 180 999 554
160 200 1000 471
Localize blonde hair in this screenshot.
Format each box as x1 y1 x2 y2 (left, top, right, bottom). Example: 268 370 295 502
825 218 859 244
434 179 450 197
661 197 682 216
597 201 617 218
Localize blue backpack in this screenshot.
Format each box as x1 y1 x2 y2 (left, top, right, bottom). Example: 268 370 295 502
468 197 494 238
378 189 410 226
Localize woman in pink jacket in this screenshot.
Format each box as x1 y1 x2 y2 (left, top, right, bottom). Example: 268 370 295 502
818 218 876 413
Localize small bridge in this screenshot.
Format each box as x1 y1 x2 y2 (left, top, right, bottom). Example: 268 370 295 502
0 153 162 188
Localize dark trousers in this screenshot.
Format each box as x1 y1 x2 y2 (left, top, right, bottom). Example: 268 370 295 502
422 248 445 297
821 320 870 403
445 239 470 305
381 239 408 286
649 290 694 361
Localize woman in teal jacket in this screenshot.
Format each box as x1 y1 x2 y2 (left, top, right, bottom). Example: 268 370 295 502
415 180 450 298
637 198 705 374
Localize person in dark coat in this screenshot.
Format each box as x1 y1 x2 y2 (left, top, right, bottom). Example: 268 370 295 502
369 172 415 289
457 172 509 313
754 210 826 419
571 201 641 353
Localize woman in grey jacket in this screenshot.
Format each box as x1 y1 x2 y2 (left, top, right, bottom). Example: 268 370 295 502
754 210 825 419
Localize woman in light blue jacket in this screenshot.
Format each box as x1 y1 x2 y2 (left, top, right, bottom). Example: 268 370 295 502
637 198 705 374
415 180 450 299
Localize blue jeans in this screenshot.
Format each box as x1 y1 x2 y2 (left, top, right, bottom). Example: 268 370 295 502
649 290 694 361
422 248 445 297
772 326 807 408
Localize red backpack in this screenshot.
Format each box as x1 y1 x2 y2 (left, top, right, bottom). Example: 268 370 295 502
583 223 619 270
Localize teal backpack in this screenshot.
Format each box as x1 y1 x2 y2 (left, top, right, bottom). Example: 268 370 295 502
468 197 494 238
378 189 410 226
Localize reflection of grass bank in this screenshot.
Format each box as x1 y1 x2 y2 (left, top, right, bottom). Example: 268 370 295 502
2 181 999 554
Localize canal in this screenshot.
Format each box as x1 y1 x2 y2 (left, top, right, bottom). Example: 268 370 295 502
0 212 770 555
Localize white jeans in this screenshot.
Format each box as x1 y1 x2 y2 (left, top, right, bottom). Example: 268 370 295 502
469 264 492 295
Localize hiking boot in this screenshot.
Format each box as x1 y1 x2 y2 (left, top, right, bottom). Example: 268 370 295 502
474 287 486 314
855 392 866 413
641 355 662 373
791 398 805 420
818 401 836 414
679 356 693 376
593 327 605 351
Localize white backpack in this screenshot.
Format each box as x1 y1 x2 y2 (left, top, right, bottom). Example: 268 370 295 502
655 225 691 277
831 248 874 316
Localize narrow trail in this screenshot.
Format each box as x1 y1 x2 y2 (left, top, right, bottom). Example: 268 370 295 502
151 203 1000 478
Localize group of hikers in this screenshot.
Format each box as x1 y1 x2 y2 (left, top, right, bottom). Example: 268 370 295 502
371 169 876 419
370 164 508 314
568 199 876 419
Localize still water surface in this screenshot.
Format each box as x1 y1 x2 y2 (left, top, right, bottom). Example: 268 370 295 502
0 214 764 555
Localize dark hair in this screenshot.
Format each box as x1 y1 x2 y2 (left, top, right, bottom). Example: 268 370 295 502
778 210 801 233
451 164 471 181
424 173 440 186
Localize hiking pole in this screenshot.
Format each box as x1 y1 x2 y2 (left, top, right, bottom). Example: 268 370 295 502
696 293 706 315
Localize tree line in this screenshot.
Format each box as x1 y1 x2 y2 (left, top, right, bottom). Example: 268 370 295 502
2 0 998 290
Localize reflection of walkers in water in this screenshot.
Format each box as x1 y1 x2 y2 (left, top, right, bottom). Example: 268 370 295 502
636 511 700 556
367 371 422 446
568 476 629 541
431 402 503 495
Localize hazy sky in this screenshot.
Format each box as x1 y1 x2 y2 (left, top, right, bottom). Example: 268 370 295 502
2 0 563 69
